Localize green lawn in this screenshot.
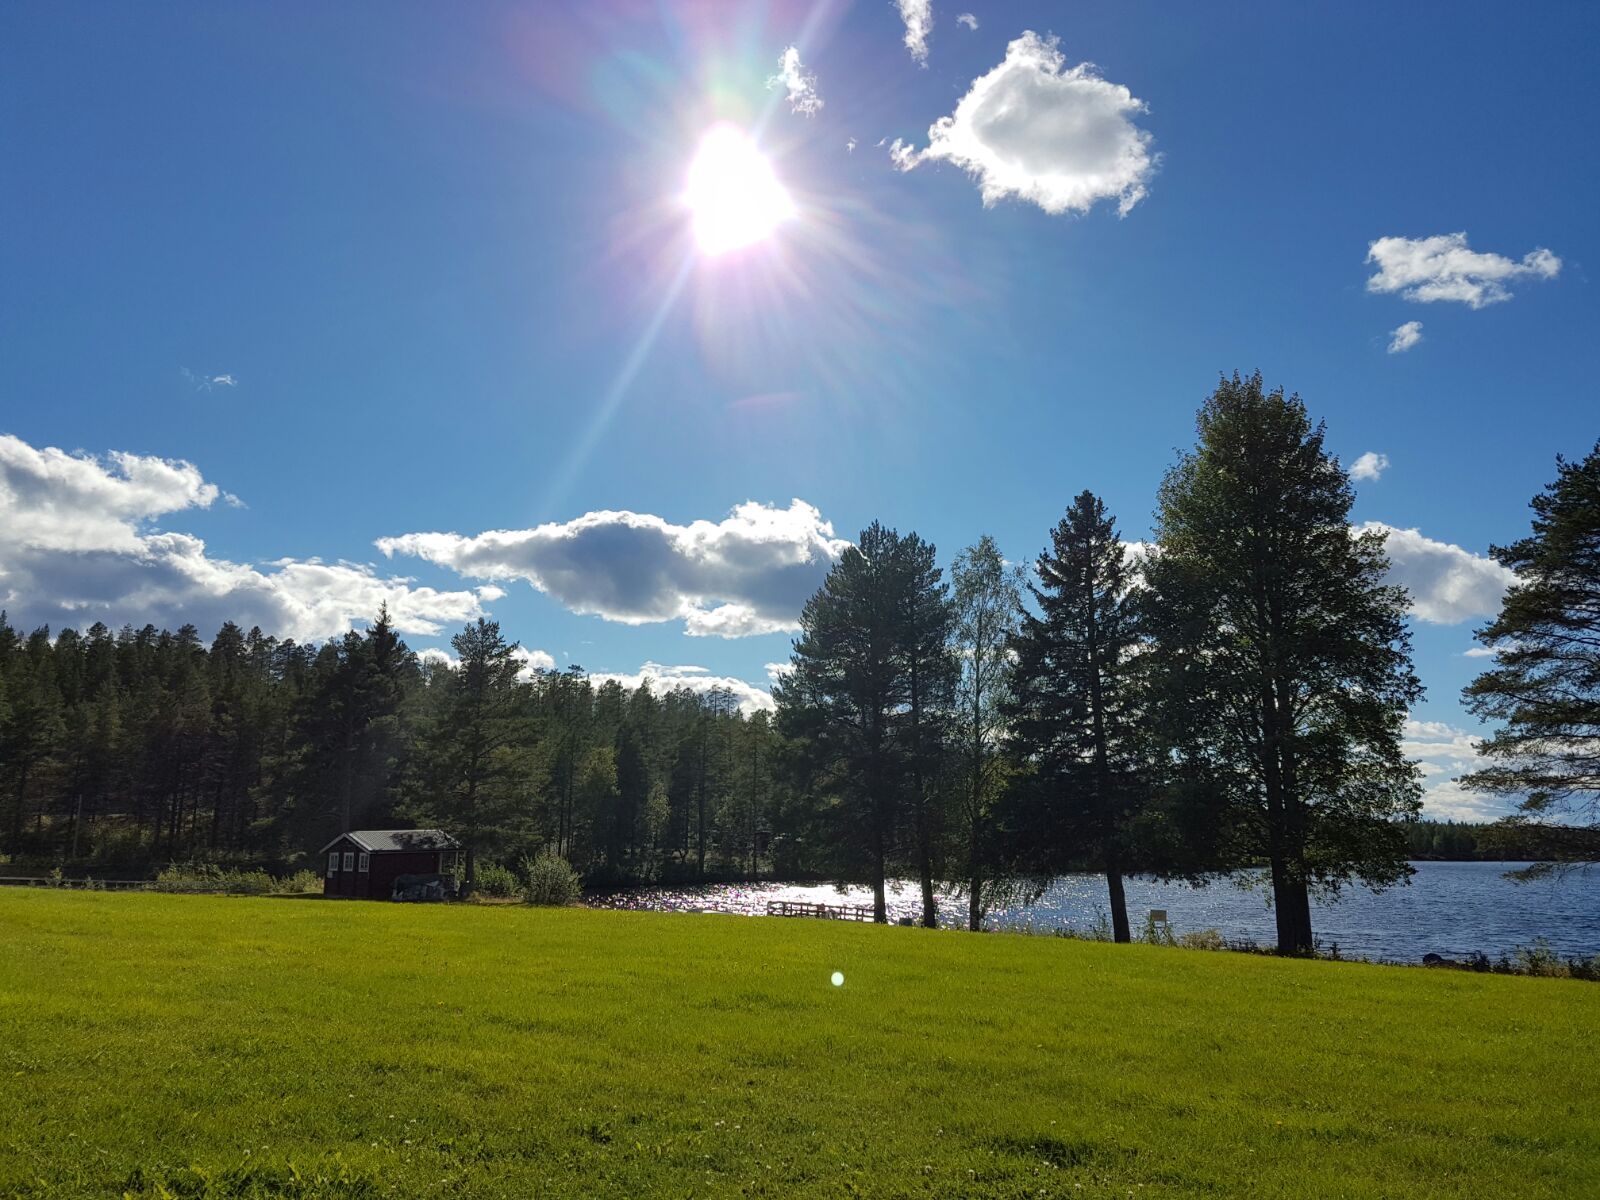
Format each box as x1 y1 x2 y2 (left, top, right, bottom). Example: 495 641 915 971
0 892 1594 1198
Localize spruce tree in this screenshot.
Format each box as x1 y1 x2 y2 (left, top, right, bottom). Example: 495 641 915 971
1005 493 1144 943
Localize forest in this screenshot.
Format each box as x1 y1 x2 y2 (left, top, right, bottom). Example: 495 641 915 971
2 375 1596 953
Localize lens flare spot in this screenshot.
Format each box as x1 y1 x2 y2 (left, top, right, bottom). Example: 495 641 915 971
683 124 795 256
831 971 844 987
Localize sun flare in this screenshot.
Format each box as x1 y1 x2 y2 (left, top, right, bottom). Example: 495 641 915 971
683 124 795 256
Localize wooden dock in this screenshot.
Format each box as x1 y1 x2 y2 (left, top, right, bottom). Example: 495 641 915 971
764 899 877 922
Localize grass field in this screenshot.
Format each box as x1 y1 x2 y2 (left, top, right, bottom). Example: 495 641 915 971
1 891 1595 1198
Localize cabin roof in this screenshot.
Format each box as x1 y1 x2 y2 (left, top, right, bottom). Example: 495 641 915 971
318 829 461 854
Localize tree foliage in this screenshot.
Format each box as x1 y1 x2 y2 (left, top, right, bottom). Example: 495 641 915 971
1005 492 1145 942
1462 440 1600 873
1138 373 1422 954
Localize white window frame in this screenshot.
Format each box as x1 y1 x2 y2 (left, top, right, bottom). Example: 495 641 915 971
327 852 340 876
343 851 355 872
358 852 370 873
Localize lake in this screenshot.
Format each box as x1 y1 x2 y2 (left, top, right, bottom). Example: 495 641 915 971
588 861 1600 962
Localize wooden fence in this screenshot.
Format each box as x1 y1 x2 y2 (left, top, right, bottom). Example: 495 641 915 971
764 899 877 922
0 876 152 891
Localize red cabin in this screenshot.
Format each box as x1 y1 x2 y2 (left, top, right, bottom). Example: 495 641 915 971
320 829 464 900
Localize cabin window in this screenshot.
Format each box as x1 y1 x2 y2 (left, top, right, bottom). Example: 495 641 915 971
358 853 370 873
327 852 339 875
343 852 355 872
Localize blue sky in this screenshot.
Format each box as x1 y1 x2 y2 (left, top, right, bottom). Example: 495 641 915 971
3 2 1596 818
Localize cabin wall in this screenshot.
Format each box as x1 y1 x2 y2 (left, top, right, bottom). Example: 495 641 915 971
322 841 450 900
367 851 447 900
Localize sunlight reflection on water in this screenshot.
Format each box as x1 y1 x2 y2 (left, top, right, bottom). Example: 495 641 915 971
586 862 1600 962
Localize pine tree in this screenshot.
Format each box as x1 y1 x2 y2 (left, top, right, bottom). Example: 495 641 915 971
776 522 911 922
1140 374 1421 955
1462 440 1600 872
894 533 956 928
1005 493 1145 942
405 619 538 864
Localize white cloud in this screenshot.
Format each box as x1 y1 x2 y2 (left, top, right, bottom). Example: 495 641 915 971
377 500 850 639
0 433 487 643
1359 522 1515 624
893 32 1156 217
897 0 933 65
769 46 823 116
1366 233 1561 308
1387 320 1423 354
589 662 775 715
511 645 558 678
1401 717 1506 821
1350 451 1390 482
956 12 978 30
418 647 457 670
181 368 237 391
764 660 795 683
887 137 919 172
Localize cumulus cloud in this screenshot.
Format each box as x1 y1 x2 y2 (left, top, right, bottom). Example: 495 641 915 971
898 0 932 64
0 433 487 643
1387 320 1423 354
511 645 558 678
377 500 849 639
1359 522 1515 624
764 660 795 684
957 12 978 30
1402 717 1505 821
893 32 1156 217
1350 451 1390 482
769 46 823 115
1366 233 1561 308
589 662 774 715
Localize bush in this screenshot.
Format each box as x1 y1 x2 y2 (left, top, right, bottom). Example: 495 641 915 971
474 861 522 899
154 863 274 895
521 851 581 907
269 869 323 895
1179 928 1227 951
1503 938 1572 978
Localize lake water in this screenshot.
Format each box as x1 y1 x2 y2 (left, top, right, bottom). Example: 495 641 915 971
587 861 1600 962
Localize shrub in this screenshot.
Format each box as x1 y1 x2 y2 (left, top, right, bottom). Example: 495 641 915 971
269 869 323 895
1508 938 1571 978
474 861 522 899
154 863 273 895
521 851 581 907
1179 928 1226 951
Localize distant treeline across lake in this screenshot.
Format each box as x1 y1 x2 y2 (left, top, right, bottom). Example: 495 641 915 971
590 860 1600 963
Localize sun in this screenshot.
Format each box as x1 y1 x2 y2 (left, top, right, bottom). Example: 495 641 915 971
683 123 795 256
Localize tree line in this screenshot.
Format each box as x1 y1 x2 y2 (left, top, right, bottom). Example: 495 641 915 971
3 373 1595 953
0 608 791 887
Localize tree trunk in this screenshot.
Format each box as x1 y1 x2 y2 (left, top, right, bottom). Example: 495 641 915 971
968 870 982 932
1269 857 1314 956
871 818 888 923
1105 861 1131 943
917 826 937 928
